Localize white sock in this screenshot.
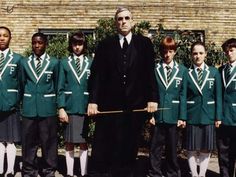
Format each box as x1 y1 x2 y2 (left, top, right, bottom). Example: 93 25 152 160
187 151 198 177
79 149 88 176
0 143 5 174
6 143 16 174
65 150 74 176
199 152 211 177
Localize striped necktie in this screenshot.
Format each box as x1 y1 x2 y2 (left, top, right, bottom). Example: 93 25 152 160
36 58 41 76
197 68 203 86
75 58 81 74
166 65 172 84
225 64 232 83
0 52 5 72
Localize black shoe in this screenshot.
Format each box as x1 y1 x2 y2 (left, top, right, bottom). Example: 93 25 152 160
66 175 73 177
6 174 14 177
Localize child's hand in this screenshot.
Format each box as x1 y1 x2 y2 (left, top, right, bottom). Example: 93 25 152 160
59 108 69 123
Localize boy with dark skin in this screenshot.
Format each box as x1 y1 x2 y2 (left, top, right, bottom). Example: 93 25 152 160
20 33 59 177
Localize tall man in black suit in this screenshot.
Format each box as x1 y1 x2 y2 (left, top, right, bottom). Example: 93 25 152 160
87 7 158 177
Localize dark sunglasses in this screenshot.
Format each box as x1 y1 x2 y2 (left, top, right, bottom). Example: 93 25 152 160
117 16 131 21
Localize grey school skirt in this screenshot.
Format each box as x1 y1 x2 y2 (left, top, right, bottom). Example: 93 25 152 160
0 111 21 143
184 124 215 151
64 114 87 143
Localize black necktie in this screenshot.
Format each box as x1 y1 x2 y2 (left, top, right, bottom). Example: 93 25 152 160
0 52 4 72
225 64 232 83
36 58 41 76
123 37 128 53
166 65 172 84
197 68 203 86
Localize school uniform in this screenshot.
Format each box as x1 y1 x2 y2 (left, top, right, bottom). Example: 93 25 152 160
149 60 187 177
185 64 222 151
217 62 236 177
0 49 22 143
57 54 92 143
20 53 59 177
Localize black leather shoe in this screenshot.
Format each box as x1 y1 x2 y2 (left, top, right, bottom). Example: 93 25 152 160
6 174 14 177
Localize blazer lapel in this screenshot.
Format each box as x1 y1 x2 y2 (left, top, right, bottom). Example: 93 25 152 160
78 56 89 81
166 61 179 89
189 67 202 94
0 50 14 79
27 55 38 83
68 56 82 84
114 36 123 73
200 64 210 90
226 66 236 88
37 54 50 83
156 62 168 88
127 37 137 69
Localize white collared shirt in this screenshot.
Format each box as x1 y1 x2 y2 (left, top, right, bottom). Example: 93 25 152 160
228 60 236 71
162 60 174 80
73 54 84 68
118 32 132 48
34 53 46 68
194 63 205 75
0 48 10 58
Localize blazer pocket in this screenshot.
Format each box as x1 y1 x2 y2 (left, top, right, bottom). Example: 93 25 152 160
44 94 56 97
24 93 32 97
84 92 89 95
7 89 18 93
64 91 72 95
187 101 195 104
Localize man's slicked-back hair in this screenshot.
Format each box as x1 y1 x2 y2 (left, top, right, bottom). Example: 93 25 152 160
114 6 132 20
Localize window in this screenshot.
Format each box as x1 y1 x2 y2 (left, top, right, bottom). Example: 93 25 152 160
38 28 94 40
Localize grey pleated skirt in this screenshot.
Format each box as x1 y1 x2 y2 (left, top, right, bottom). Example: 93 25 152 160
184 124 215 151
0 111 21 143
64 114 87 143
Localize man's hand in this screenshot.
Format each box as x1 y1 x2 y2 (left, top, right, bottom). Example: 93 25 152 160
149 117 156 126
177 120 186 128
146 102 158 113
58 108 69 123
215 120 222 128
87 103 99 116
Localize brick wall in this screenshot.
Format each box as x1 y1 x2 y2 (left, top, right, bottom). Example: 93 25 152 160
1 0 236 54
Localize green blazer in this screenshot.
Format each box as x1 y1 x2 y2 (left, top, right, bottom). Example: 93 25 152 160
57 55 92 114
20 54 59 118
220 64 236 126
154 60 187 124
0 50 23 112
187 64 222 125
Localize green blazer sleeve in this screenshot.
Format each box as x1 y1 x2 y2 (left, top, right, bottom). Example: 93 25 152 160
57 55 92 114
0 50 23 111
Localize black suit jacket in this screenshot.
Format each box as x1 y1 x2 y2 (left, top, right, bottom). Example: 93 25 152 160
89 34 158 111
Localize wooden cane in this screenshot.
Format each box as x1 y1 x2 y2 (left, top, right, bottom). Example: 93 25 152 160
87 107 170 115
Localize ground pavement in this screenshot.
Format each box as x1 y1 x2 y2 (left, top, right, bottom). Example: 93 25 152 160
9 149 219 177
